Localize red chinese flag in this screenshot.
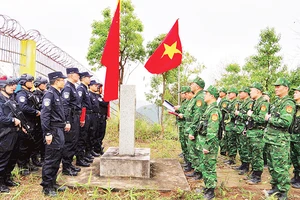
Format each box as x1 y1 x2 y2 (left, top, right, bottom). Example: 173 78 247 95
101 0 120 101
145 19 182 74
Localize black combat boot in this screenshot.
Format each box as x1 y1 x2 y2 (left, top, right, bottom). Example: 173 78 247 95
42 186 57 197
31 155 42 167
238 163 249 175
62 168 78 176
83 157 93 163
181 157 189 167
76 156 90 167
0 178 10 193
184 162 192 172
291 172 299 184
70 164 81 172
291 175 300 189
204 188 215 200
266 185 279 196
85 152 94 160
220 152 226 156
246 171 262 184
224 157 235 165
4 177 19 187
193 172 203 180
91 150 100 157
276 191 288 200
28 162 39 172
234 162 245 171
186 171 198 177
53 182 67 192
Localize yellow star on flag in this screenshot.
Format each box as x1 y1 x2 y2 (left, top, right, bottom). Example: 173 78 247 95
162 41 182 59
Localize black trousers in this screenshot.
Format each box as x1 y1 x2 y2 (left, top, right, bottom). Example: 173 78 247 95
41 128 64 188
76 114 91 157
62 115 79 169
31 120 45 160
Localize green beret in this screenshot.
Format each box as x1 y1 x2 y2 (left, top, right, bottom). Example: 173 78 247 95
206 85 219 99
250 82 263 92
273 77 290 88
219 87 227 93
192 77 205 88
239 87 250 94
227 87 238 95
292 85 300 91
179 86 191 93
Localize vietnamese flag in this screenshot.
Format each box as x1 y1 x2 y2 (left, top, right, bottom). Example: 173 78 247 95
101 0 120 101
145 19 182 74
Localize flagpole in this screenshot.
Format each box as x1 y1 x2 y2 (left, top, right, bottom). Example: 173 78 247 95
177 65 180 105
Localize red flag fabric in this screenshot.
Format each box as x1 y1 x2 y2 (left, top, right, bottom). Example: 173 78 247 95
101 0 120 101
144 20 182 74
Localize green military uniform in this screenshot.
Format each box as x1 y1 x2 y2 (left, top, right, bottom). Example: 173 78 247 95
235 87 253 173
264 78 296 197
224 87 239 164
183 78 207 175
290 86 300 188
177 86 191 159
199 86 221 200
246 83 269 184
218 88 230 156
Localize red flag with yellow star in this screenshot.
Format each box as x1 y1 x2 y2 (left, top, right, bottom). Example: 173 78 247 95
145 20 182 74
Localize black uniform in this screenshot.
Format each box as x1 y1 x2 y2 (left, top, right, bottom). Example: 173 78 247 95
15 88 39 171
61 81 81 170
77 83 92 160
97 94 109 153
40 86 66 189
0 93 19 189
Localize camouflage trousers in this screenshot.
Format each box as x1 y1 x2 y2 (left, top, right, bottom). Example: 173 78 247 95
265 142 291 192
247 131 264 171
201 137 218 189
226 129 237 158
187 135 202 172
219 132 228 154
237 133 250 163
291 141 300 175
178 126 188 157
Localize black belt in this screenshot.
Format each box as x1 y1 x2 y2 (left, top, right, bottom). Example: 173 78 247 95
269 125 288 132
50 122 66 128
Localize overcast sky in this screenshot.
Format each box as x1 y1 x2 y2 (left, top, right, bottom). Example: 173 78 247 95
1 0 300 101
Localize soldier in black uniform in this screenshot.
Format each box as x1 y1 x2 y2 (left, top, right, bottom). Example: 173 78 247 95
0 77 26 193
40 71 68 197
31 76 48 167
88 80 101 157
15 73 39 175
96 83 109 155
77 72 94 165
61 68 82 176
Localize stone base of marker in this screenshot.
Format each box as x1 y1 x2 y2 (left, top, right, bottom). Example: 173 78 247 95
100 147 150 178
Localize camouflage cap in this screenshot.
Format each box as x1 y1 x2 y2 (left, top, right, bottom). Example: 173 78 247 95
239 87 250 94
205 85 219 99
227 87 238 95
292 85 300 91
219 87 227 93
273 77 290 87
179 86 191 93
262 91 270 96
192 77 205 88
250 82 263 91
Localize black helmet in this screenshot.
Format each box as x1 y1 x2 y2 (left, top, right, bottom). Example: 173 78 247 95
34 76 48 87
18 73 34 85
0 77 15 88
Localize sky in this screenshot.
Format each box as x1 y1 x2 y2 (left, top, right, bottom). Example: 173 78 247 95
1 0 300 102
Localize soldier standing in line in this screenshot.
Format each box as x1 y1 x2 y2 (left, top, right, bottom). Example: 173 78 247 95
264 78 295 199
290 85 300 188
199 85 221 200
245 83 269 184
31 76 48 167
218 88 230 156
178 77 207 180
40 72 68 197
15 74 39 175
234 87 253 175
262 91 271 167
223 87 239 165
61 68 83 176
77 72 94 164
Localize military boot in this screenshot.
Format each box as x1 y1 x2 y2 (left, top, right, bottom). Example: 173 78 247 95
62 168 78 176
193 172 203 180
266 185 279 196
76 156 90 167
276 191 288 200
246 171 262 184
291 172 299 184
184 162 192 172
224 157 235 165
70 164 81 172
234 162 245 171
291 175 300 189
31 155 42 167
42 187 57 197
53 182 67 192
203 188 215 200
0 178 10 193
91 150 100 157
4 177 19 187
238 163 249 175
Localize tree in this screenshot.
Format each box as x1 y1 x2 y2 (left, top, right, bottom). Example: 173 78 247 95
87 0 146 86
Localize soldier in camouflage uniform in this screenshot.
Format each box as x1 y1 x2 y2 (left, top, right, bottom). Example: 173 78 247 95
245 83 269 184
218 88 230 156
290 85 300 188
262 91 271 167
224 87 239 165
174 86 191 167
264 78 296 199
234 87 253 175
199 85 221 200
178 77 207 179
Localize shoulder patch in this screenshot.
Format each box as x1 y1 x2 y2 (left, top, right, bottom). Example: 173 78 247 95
296 110 300 117
98 97 103 102
222 102 227 108
78 91 83 97
63 92 70 99
235 103 239 109
196 100 202 107
19 96 26 103
43 98 51 107
286 105 293 113
261 105 266 111
211 113 218 121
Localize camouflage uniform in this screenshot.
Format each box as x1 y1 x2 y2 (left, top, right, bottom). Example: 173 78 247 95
290 86 300 188
264 78 296 196
219 96 230 155
177 89 189 158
